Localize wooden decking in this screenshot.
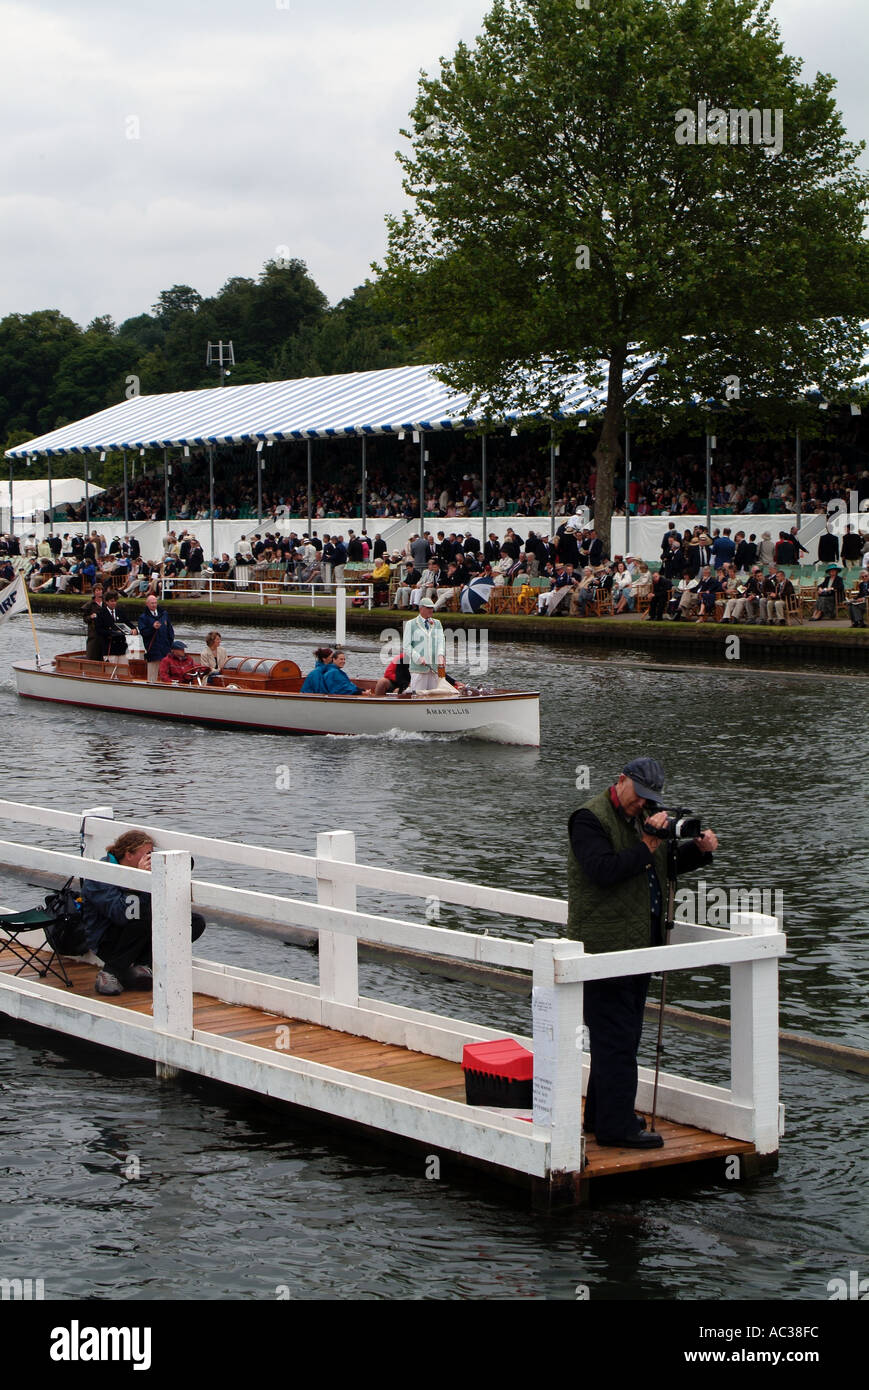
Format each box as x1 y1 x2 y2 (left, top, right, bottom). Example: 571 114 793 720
0 946 756 1183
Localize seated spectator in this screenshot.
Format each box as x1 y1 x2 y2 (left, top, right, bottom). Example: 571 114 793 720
568 567 598 617
158 641 203 683
538 563 577 616
363 556 392 606
847 574 869 628
81 828 206 997
810 566 845 620
393 563 421 610
612 560 634 614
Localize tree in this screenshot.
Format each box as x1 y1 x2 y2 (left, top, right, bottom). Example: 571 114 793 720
0 309 83 438
151 284 204 325
379 0 869 548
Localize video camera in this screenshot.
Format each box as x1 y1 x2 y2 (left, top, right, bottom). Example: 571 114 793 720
644 807 702 841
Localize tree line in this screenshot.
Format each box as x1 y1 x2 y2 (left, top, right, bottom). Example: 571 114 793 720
1 259 425 475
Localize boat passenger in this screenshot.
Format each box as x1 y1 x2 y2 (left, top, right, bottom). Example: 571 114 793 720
373 655 411 697
301 647 335 693
321 648 361 695
158 641 204 684
81 583 114 660
138 592 175 683
200 631 228 683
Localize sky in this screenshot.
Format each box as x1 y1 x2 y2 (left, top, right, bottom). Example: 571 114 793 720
0 0 865 329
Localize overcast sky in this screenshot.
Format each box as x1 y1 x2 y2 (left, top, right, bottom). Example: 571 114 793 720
0 0 865 329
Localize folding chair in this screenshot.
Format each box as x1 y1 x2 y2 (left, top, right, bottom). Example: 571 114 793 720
0 908 75 987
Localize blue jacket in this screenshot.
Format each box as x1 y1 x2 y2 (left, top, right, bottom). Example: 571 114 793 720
81 853 151 951
301 663 328 693
138 606 175 661
321 664 359 694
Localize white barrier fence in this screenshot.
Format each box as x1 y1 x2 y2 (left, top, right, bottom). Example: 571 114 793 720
0 800 786 1185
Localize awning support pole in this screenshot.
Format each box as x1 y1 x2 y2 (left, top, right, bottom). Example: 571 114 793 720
419 431 425 534
208 448 215 558
795 427 801 532
361 436 367 533
307 440 313 536
163 449 170 535
122 451 129 537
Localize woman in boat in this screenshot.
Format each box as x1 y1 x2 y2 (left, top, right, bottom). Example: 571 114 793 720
322 648 361 695
301 647 335 693
200 631 228 682
81 583 114 660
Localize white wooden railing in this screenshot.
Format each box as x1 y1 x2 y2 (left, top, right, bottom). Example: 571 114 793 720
0 800 786 1179
158 576 374 608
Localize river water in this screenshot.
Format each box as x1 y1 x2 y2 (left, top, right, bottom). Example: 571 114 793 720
0 612 866 1301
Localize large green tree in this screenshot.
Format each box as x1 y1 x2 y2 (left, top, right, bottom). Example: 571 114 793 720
379 0 869 546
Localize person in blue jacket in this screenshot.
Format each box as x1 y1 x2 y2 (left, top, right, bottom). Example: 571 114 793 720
137 591 175 682
82 829 205 996
301 647 335 693
321 648 361 694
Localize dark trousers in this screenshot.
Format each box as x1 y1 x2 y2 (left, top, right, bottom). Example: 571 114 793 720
583 974 651 1139
98 913 206 980
649 592 669 620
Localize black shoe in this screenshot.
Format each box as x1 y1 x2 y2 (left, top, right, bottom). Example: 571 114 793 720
595 1130 664 1149
586 1114 648 1137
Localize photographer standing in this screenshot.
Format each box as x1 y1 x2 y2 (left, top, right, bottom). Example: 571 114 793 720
567 758 718 1149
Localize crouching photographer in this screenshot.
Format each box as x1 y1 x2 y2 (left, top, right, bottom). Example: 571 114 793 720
82 830 206 997
567 757 718 1150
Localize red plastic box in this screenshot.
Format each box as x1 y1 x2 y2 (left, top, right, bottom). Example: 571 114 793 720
462 1038 533 1107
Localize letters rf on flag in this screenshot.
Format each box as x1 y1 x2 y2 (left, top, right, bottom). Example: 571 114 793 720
0 574 26 625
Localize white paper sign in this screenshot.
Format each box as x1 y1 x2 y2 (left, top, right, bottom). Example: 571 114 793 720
532 986 557 1127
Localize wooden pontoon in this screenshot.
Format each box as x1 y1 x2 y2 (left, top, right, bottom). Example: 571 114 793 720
0 801 784 1207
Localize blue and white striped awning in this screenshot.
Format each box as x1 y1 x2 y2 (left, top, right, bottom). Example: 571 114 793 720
7 339 865 461
5 363 607 460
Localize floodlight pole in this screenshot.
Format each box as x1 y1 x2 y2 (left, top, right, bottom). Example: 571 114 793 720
122 450 129 536
481 432 488 544
795 427 802 531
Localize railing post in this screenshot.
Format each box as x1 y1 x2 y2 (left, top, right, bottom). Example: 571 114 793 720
316 831 359 1026
532 938 584 1194
729 911 781 1152
151 849 193 1081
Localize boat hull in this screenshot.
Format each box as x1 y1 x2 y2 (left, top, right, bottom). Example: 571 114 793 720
13 663 541 746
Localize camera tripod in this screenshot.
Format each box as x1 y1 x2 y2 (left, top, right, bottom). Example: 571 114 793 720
649 838 680 1135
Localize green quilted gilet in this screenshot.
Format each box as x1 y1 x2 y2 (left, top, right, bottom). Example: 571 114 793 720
566 789 667 954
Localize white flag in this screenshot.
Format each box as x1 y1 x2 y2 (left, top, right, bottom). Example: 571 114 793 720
0 574 27 625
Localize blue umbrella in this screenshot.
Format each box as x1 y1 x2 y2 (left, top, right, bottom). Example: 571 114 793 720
461 576 495 613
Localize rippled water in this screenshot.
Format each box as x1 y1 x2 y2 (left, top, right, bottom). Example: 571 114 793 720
0 613 866 1300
